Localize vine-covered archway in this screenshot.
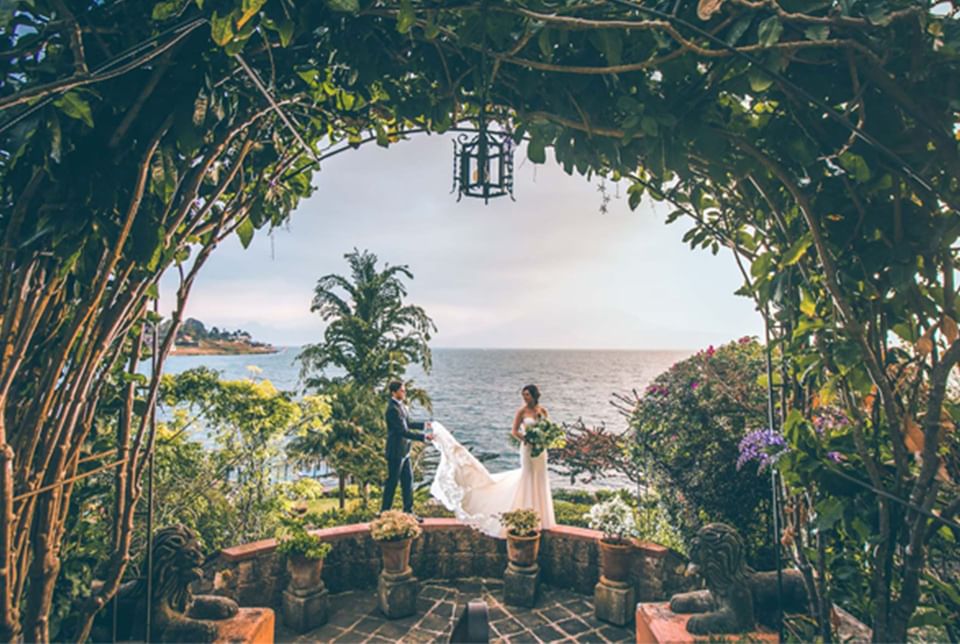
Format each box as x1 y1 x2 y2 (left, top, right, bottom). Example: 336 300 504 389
2 0 958 641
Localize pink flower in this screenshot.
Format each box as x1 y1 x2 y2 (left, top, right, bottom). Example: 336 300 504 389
705 345 716 358
690 380 700 391
738 336 752 344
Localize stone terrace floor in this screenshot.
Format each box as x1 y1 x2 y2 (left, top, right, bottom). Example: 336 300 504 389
277 576 633 643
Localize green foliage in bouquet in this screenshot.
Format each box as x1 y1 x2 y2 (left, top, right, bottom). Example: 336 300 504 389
522 418 567 457
369 510 422 542
500 509 541 537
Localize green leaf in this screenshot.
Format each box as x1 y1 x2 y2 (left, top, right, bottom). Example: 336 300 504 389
782 233 813 266
277 18 295 47
726 15 753 46
908 611 947 629
210 11 234 46
641 116 658 136
799 288 817 317
839 151 871 183
54 91 94 128
423 12 439 40
397 0 415 34
598 30 623 66
750 252 773 278
538 29 552 59
326 0 359 12
527 139 546 164
757 16 783 46
297 70 320 88
152 0 183 21
804 25 830 41
815 497 844 530
748 69 773 92
236 217 255 248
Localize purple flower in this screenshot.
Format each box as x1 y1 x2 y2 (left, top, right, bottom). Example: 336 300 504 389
737 428 789 472
812 407 850 436
826 451 843 463
738 336 752 345
690 380 700 391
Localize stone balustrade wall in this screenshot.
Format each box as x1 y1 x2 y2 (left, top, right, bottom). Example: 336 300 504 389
208 519 690 610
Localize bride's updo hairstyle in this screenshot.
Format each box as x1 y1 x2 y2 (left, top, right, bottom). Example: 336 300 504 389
522 384 540 404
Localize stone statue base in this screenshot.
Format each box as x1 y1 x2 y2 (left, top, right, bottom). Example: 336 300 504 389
378 567 419 619
636 603 777 643
503 562 539 607
594 577 634 626
282 585 329 633
213 607 275 644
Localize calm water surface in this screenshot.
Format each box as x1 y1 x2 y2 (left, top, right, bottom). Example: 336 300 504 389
162 348 691 487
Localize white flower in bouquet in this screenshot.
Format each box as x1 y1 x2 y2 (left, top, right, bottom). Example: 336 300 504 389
584 496 638 544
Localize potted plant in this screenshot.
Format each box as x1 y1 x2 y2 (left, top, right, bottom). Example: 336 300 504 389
500 509 541 567
276 514 333 592
584 496 637 583
369 510 423 574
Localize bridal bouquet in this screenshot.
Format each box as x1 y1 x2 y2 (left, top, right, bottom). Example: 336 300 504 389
521 419 567 457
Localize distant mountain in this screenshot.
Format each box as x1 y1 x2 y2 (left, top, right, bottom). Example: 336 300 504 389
162 318 277 355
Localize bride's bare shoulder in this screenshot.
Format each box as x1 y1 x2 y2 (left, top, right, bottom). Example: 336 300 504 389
537 405 549 417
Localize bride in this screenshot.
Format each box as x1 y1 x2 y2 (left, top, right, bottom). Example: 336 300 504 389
429 384 557 538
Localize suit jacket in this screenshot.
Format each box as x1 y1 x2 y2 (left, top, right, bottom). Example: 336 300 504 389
385 397 425 461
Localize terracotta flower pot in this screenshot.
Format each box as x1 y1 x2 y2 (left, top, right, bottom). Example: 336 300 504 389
286 553 324 592
379 537 413 574
506 531 541 567
598 538 634 583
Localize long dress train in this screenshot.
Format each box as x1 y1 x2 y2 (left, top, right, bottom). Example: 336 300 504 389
429 419 556 538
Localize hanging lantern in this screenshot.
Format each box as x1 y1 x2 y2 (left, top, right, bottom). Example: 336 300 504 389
451 0 514 204
452 119 515 204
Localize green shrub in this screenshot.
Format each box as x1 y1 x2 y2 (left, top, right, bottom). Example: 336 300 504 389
554 500 591 528
500 509 540 536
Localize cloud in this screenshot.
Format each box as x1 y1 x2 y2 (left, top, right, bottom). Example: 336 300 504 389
159 133 762 348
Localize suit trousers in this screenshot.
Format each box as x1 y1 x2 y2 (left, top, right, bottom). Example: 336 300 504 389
380 455 413 513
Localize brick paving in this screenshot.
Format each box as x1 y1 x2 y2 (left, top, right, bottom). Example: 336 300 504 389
277 577 633 643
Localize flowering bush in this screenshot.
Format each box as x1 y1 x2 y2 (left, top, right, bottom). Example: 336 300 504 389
500 509 540 537
369 510 422 542
630 338 774 565
550 421 630 485
584 496 637 544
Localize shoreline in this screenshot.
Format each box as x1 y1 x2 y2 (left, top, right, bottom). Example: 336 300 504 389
170 344 279 356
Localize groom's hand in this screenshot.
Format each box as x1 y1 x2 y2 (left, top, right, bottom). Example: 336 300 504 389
425 433 435 441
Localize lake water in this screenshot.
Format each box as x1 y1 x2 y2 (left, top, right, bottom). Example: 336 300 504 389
162 348 691 488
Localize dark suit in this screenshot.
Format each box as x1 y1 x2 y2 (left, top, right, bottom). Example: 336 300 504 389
380 397 426 513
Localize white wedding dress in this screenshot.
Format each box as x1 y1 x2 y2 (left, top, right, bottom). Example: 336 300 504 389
430 417 556 538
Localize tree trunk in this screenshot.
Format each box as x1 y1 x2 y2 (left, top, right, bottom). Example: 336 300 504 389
338 473 346 510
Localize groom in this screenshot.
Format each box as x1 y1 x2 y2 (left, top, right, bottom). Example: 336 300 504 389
381 381 433 518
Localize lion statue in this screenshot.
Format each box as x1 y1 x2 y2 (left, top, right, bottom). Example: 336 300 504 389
94 525 238 642
669 523 809 634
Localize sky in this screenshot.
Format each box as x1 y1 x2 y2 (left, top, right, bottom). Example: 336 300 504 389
160 133 763 349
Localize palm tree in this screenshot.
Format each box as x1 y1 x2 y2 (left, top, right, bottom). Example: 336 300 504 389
298 248 435 394
293 249 436 506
